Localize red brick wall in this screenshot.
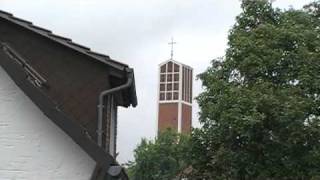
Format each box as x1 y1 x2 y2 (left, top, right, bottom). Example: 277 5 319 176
158 103 178 132
181 104 192 133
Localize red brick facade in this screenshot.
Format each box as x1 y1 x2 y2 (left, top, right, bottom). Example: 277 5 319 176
181 104 192 133
158 103 178 132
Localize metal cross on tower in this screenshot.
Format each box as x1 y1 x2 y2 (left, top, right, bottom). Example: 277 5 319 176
168 37 176 60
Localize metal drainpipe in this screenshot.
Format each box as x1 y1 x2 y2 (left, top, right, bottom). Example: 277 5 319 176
97 68 133 147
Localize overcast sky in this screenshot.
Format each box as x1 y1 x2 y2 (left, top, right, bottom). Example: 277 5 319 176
0 0 313 163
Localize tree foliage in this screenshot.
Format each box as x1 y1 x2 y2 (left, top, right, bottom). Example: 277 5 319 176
126 129 191 180
193 0 320 179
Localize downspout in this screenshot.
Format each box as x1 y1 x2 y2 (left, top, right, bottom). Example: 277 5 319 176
97 67 134 147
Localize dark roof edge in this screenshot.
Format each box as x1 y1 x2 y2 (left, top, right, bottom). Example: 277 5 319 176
126 68 138 107
0 9 128 70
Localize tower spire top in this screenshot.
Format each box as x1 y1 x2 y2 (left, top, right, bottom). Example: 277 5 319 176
168 37 176 60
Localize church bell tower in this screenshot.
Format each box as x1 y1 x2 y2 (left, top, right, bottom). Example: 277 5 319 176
157 39 193 133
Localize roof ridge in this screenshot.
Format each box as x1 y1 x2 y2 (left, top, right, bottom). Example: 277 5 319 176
49 33 72 42
0 10 12 16
0 9 129 70
30 24 52 33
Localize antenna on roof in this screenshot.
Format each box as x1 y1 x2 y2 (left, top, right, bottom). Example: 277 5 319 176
168 37 176 60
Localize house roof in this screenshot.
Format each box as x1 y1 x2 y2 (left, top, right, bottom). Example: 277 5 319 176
0 10 136 179
0 10 128 71
0 9 137 108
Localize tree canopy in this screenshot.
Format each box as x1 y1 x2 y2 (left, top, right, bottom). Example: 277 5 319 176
127 129 191 180
194 0 320 179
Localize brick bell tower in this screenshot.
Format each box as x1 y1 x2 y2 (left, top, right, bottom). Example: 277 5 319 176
157 39 193 134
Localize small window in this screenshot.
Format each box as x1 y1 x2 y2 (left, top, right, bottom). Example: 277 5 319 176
167 83 172 91
168 62 173 72
174 83 179 90
182 68 185 101
160 93 165 100
174 74 179 81
167 74 172 82
160 74 166 82
166 92 172 100
160 84 165 91
174 64 179 72
160 65 166 73
173 92 179 100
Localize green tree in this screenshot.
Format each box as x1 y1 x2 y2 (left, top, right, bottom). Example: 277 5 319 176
193 0 320 179
127 129 191 180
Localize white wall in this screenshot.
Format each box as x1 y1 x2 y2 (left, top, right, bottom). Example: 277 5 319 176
0 65 95 180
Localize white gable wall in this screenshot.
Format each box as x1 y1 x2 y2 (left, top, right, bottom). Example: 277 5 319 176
0 66 95 179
